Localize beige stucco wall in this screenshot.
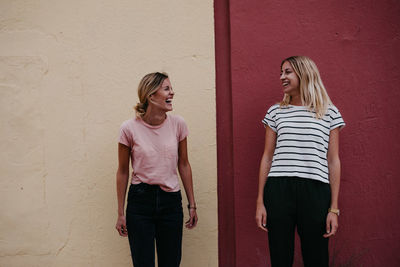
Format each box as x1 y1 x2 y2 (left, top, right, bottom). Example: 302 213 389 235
0 1 217 266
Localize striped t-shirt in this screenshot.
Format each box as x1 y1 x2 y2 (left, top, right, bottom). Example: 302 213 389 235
262 104 345 184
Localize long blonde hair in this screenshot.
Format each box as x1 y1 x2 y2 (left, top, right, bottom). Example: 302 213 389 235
280 56 332 118
134 72 168 117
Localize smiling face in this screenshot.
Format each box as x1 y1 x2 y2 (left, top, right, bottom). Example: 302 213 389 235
280 61 300 97
148 78 174 112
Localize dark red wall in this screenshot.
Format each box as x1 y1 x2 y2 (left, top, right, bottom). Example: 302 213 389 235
216 0 400 266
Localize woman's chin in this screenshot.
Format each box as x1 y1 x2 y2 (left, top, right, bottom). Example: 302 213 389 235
283 88 291 94
283 88 298 96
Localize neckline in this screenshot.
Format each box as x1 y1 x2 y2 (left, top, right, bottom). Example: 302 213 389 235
139 114 169 129
288 104 306 107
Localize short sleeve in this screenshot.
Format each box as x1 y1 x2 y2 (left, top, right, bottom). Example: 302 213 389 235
329 105 345 131
119 121 133 147
176 116 189 141
262 105 278 132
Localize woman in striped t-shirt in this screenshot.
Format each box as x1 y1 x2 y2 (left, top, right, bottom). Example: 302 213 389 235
255 56 345 267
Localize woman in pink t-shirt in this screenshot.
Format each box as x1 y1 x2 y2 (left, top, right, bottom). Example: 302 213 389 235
115 72 198 267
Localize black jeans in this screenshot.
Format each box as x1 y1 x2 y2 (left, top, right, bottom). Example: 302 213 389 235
264 177 331 267
126 183 183 267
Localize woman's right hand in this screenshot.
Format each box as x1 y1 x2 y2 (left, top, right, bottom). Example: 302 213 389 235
255 202 268 232
115 215 128 237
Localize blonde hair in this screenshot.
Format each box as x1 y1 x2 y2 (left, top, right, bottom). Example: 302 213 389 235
134 72 169 117
280 56 332 119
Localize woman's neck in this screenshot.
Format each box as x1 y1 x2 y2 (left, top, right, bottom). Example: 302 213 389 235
289 95 302 106
142 108 167 126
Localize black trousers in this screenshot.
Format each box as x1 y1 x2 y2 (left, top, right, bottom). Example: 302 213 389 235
264 177 331 267
126 183 183 267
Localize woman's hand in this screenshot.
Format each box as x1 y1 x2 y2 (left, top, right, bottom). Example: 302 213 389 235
115 215 128 237
255 202 268 232
323 212 338 238
185 207 198 229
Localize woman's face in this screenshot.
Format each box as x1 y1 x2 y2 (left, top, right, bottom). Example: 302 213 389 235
280 61 300 96
148 78 174 112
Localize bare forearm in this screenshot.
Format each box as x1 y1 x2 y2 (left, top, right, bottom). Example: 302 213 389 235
178 162 196 206
257 155 272 203
116 171 129 216
257 127 277 204
328 159 341 209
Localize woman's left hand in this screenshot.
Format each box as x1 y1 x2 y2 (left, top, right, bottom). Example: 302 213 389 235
323 212 338 238
185 208 198 229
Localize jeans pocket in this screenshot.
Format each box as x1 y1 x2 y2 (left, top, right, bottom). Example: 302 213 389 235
159 190 182 212
128 183 148 202
170 190 182 198
132 183 147 194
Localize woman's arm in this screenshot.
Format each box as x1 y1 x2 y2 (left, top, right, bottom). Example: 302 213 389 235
255 127 277 232
178 137 198 229
324 128 341 238
115 143 131 237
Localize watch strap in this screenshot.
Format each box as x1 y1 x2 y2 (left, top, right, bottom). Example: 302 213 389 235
328 208 340 216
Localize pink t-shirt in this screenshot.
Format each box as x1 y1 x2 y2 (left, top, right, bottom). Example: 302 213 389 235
119 114 189 192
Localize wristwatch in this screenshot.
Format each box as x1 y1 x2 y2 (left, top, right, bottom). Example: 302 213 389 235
187 204 197 210
328 208 340 216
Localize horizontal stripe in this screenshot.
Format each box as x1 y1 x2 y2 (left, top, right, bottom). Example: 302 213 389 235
273 151 327 161
273 158 328 168
276 115 330 123
331 121 345 129
276 109 330 116
277 138 328 150
277 126 329 137
268 105 279 113
271 164 329 175
276 109 312 116
263 117 275 124
275 145 326 154
328 108 337 114
269 105 337 115
278 132 329 144
268 170 328 180
276 120 330 130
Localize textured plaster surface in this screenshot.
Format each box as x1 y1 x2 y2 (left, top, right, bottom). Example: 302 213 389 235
216 0 400 266
0 1 217 266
